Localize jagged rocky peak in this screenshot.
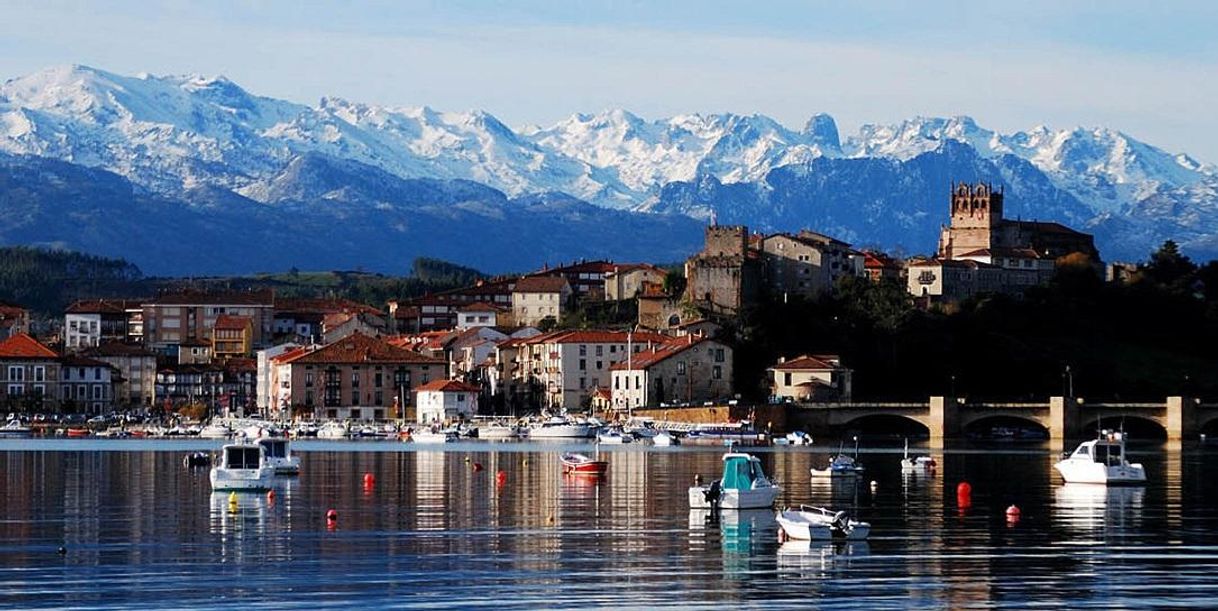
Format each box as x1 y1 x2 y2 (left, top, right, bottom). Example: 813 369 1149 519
803 113 841 151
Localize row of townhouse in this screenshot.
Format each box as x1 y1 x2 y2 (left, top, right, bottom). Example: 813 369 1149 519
0 333 118 414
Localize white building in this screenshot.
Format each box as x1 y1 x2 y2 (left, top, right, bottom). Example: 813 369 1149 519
414 379 481 424
455 303 503 330
256 342 303 415
511 276 572 327
610 337 733 410
768 354 853 402
517 329 670 410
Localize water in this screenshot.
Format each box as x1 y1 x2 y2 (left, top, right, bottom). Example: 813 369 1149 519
2 439 1217 609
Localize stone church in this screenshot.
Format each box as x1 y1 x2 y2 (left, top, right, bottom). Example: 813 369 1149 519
937 182 1099 262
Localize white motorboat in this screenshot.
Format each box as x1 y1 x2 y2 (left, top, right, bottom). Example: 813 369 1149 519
1054 430 1146 485
256 437 300 475
652 431 679 446
209 443 275 491
811 438 865 477
198 422 232 439
781 431 813 446
410 428 459 443
777 505 871 541
528 417 596 439
900 438 936 471
478 422 522 440
624 422 660 439
689 452 781 510
317 421 350 439
0 419 33 437
597 429 633 444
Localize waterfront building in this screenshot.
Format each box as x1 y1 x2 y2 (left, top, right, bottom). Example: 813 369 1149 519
609 336 733 410
513 329 669 410
0 333 60 412
274 332 446 421
768 354 853 402
256 342 303 416
58 355 116 414
414 379 481 424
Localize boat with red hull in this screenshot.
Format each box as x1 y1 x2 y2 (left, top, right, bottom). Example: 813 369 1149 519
561 452 608 475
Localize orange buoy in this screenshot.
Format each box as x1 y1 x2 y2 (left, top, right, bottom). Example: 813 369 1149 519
363 473 375 486
266 490 276 502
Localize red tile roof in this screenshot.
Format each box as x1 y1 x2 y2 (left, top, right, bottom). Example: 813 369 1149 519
0 333 57 359
414 379 481 393
525 329 671 345
770 355 841 371
66 299 138 314
214 314 252 331
609 336 717 371
513 275 570 294
285 332 444 365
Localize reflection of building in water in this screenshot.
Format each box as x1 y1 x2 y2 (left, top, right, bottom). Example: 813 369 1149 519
414 451 448 531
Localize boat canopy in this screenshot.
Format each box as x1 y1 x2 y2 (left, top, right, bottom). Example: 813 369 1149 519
258 438 287 458
224 446 263 469
721 454 764 490
1074 440 1125 466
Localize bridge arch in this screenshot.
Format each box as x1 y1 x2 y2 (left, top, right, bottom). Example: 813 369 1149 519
1079 416 1166 441
961 414 1050 440
839 414 930 439
1197 411 1218 437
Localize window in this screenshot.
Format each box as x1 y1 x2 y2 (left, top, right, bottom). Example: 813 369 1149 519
77 385 87 399
579 345 587 356
715 349 725 363
93 368 100 381
579 377 586 390
614 377 620 390
7 366 23 382
596 361 603 370
595 345 603 356
713 366 722 380
32 384 44 397
351 370 360 387
677 362 686 375
374 372 383 387
375 390 383 405
457 394 465 402
7 384 22 396
93 385 103 399
33 366 44 382
305 372 314 387
579 359 586 371
305 390 314 406
352 390 360 405
610 345 617 353
350 408 361 420
784 372 792 385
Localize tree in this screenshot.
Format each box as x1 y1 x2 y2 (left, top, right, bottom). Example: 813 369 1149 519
662 270 686 297
1144 240 1197 291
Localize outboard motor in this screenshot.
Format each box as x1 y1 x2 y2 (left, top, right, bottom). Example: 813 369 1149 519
830 510 851 538
703 479 723 513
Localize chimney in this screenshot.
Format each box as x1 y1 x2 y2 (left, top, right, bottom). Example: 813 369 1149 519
778 356 786 364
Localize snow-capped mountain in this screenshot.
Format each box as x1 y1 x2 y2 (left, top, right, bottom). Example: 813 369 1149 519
1 64 1216 270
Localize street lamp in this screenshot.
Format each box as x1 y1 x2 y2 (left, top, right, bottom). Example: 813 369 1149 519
949 374 956 398
1064 365 1073 398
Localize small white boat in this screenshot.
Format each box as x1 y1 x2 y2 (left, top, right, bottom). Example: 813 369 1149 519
652 431 679 447
410 428 459 443
317 421 350 439
1054 430 1146 485
198 423 232 439
597 429 633 444
478 422 522 440
209 443 275 491
256 437 300 475
689 452 781 510
779 431 813 446
528 417 596 439
0 419 33 437
812 438 866 477
777 505 871 541
900 438 936 471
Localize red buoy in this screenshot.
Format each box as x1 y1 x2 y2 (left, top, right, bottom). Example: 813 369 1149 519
266 490 276 502
956 481 973 508
326 509 338 523
473 462 484 472
1006 505 1021 518
363 473 375 486
496 470 507 485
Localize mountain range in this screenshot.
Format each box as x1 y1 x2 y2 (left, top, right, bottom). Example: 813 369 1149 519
1 64 1215 274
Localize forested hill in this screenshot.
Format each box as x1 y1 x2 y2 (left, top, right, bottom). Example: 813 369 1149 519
0 246 146 315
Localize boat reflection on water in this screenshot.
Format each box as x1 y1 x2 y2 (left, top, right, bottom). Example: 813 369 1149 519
208 478 295 538
810 471 866 505
687 508 777 554
776 540 871 577
1054 483 1144 538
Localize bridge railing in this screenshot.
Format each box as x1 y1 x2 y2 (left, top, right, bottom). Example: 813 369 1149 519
962 402 1049 409
794 402 927 410
1082 403 1164 409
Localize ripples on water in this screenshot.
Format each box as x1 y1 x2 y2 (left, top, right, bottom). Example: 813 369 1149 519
2 439 1217 609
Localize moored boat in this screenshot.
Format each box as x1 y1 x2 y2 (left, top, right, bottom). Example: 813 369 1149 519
256 436 300 475
900 438 936 472
811 438 865 477
410 428 459 443
689 452 781 510
561 452 608 475
198 423 232 439
66 427 91 438
0 419 33 437
317 421 350 439
478 422 522 441
776 505 871 541
652 431 679 446
209 442 275 491
1054 430 1146 485
529 417 596 439
597 429 633 444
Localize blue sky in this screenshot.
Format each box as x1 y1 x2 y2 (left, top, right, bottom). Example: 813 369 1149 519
2 0 1215 160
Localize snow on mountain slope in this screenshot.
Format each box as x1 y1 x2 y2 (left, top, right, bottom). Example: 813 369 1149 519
1 64 1215 240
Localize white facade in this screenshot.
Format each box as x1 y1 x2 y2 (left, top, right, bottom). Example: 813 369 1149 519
65 313 101 349
257 343 302 413
456 309 498 330
416 385 478 424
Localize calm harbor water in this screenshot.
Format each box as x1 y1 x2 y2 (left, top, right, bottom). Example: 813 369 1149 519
2 439 1217 609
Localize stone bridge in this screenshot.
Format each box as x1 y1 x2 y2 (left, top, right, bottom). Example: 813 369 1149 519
785 396 1218 443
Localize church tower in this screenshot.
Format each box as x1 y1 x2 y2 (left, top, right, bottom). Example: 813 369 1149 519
938 182 1004 258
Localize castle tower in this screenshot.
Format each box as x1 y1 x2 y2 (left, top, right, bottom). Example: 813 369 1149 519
939 182 1004 259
